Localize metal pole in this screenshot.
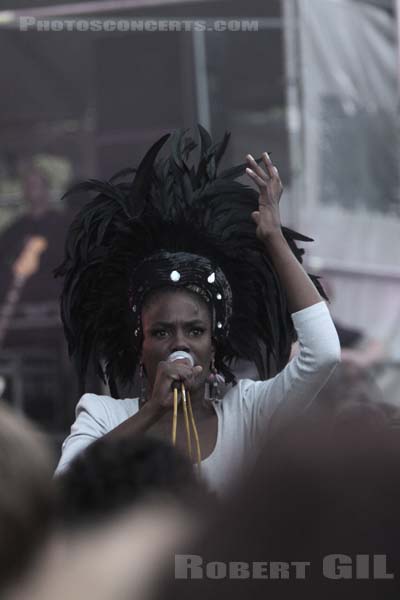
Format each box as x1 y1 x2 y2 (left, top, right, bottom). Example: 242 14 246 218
192 30 211 131
282 0 303 231
396 0 400 96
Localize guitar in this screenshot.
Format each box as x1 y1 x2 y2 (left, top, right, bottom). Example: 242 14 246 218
0 235 48 347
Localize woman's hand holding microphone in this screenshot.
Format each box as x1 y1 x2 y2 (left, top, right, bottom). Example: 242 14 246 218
147 352 203 415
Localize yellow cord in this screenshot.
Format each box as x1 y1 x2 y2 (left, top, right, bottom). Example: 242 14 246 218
172 386 178 445
187 390 202 470
171 385 202 470
181 383 192 459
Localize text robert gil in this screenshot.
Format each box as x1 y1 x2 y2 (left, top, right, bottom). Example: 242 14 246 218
175 554 394 580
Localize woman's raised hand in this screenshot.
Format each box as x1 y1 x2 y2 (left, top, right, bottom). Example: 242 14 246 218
245 152 283 242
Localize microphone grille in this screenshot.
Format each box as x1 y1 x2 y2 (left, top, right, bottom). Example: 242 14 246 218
167 351 194 366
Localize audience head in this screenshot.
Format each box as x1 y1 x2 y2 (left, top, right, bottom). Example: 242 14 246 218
307 362 392 426
0 403 54 591
56 435 212 530
156 398 400 600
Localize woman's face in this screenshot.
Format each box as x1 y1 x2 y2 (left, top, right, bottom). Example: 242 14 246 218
140 288 214 392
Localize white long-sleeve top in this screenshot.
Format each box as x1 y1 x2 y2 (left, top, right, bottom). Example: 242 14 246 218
56 301 340 494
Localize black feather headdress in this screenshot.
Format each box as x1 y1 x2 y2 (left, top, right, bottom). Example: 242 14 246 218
56 126 325 395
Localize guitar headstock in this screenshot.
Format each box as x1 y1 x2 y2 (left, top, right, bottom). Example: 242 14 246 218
13 236 48 279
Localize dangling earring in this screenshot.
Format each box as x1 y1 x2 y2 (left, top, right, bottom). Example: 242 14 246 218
139 362 146 405
206 358 224 401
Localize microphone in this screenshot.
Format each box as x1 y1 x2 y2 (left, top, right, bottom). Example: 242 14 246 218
168 351 194 366
167 351 194 390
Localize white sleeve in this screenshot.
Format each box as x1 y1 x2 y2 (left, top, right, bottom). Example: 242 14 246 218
55 393 112 475
245 301 340 439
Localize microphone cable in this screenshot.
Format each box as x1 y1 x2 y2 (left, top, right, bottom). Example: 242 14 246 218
169 352 201 469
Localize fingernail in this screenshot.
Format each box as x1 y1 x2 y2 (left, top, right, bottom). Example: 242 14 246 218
247 154 254 161
263 152 270 159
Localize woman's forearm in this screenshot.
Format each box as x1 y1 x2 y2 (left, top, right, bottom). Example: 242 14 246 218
102 401 165 442
245 153 322 315
263 232 322 314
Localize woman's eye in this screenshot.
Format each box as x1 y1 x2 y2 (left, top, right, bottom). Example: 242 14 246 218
191 328 205 336
153 330 168 338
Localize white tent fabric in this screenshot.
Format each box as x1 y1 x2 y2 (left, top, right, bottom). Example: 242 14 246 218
296 0 400 369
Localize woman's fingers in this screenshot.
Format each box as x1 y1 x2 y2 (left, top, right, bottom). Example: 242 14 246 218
165 362 202 388
261 151 276 179
246 154 269 180
245 167 267 189
151 362 203 410
246 152 280 182
245 153 282 201
245 151 283 241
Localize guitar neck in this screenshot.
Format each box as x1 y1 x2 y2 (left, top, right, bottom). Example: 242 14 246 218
0 275 27 347
0 235 48 348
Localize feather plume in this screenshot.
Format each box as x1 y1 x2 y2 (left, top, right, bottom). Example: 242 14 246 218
57 126 325 393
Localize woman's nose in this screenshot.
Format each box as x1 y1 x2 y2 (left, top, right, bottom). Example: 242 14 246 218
171 330 190 353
